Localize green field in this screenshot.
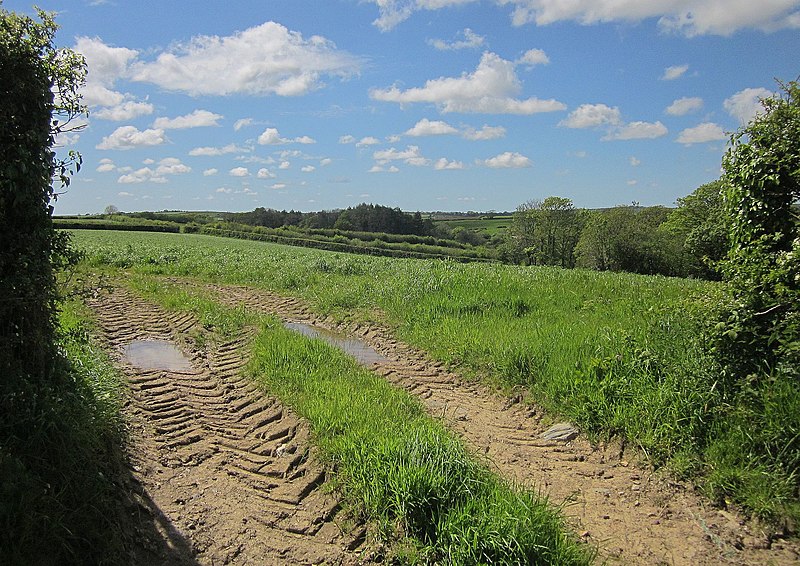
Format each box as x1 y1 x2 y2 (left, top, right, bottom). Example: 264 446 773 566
70 229 800 528
435 215 512 236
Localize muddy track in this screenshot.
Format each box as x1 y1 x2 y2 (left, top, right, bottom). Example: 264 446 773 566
196 280 800 566
88 287 364 565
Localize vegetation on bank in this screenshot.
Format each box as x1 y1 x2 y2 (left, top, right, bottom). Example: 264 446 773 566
127 276 591 564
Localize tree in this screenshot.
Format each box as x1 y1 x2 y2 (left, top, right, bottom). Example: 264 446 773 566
103 204 119 215
511 196 584 267
1 7 86 389
663 180 728 279
715 80 800 379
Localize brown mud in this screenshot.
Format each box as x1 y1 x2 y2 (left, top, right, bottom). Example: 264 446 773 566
87 286 365 565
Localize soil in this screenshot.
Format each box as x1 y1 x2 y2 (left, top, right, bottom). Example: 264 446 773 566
88 278 800 565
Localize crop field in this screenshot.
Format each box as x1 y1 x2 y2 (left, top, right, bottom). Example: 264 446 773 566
63 228 800 564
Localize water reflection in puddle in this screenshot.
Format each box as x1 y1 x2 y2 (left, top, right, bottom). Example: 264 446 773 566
123 340 194 372
284 322 389 366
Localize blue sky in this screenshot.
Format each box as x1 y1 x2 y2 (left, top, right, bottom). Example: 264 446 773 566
7 0 800 214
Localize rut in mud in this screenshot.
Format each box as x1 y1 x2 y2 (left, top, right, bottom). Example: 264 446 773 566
193 279 800 566
88 287 364 565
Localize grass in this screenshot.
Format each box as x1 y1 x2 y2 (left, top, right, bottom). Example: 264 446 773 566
128 275 591 564
0 298 128 565
69 229 800 524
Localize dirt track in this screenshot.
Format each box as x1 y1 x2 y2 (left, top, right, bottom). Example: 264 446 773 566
89 279 799 565
89 286 364 565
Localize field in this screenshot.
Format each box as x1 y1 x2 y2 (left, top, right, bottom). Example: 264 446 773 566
61 229 800 564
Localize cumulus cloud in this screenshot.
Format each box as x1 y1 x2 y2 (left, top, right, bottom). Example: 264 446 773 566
661 64 689 80
153 109 223 129
373 145 430 166
96 158 116 172
629 156 641 166
320 158 333 166
677 122 727 144
604 121 668 140
723 87 773 125
369 164 401 173
155 157 191 175
517 48 549 67
560 104 621 128
117 167 167 184
339 135 356 144
301 165 316 172
203 168 218 176
229 167 250 176
96 126 166 150
130 22 360 96
279 161 291 169
434 158 465 170
497 0 800 36
189 143 246 156
370 52 565 114
428 28 485 50
257 168 276 179
93 100 154 121
665 96 704 116
405 118 459 136
257 127 316 145
462 124 506 140
483 151 531 168
234 118 253 131
356 136 381 147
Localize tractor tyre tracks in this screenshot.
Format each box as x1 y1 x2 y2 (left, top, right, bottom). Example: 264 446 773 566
87 287 363 565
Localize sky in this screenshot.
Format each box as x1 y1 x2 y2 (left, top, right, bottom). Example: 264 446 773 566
6 0 800 214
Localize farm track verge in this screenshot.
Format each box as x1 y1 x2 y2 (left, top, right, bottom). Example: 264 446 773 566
87 286 363 565
190 279 799 566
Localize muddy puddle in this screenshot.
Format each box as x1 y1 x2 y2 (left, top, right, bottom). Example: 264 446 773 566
123 339 194 372
284 322 389 365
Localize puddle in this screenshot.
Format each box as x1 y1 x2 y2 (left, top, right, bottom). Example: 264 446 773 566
284 322 389 366
123 339 194 372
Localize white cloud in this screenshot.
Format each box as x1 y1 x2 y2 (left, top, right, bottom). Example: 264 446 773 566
96 126 166 150
517 48 549 67
234 118 253 131
118 192 135 197
130 22 360 96
320 158 333 166
96 158 116 172
339 134 356 144
661 64 689 80
428 28 485 50
723 87 773 125
356 136 381 147
665 96 704 116
271 183 288 190
216 187 233 194
370 52 565 114
629 156 641 166
627 179 638 186
203 168 218 176
604 121 668 140
497 1 800 36
155 157 191 175
405 118 459 136
560 104 621 128
93 100 154 121
373 145 429 166
153 109 223 129
189 143 246 156
257 168 276 178
483 151 532 168
117 167 167 184
257 127 315 145
279 161 291 169
677 122 727 144
462 124 506 140
369 164 401 173
229 167 250 176
434 158 465 170
301 165 316 172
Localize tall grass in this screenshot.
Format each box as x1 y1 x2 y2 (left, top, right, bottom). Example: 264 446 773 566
1 299 127 564
70 230 800 523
